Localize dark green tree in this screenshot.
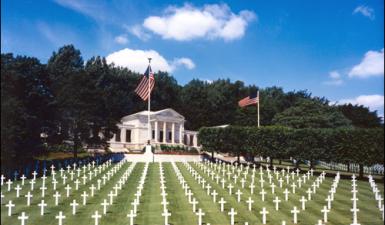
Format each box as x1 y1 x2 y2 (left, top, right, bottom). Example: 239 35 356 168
338 103 382 128
273 99 352 128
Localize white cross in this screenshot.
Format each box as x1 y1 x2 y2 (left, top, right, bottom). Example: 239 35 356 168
307 188 312 200
191 197 198 212
65 185 72 197
291 206 300 224
186 190 193 203
246 197 254 211
29 179 35 191
240 178 246 188
40 185 47 197
300 196 307 210
20 174 26 186
15 185 22 198
55 211 66 225
291 183 297 193
321 205 330 222
273 196 281 210
127 209 136 225
228 184 234 195
101 199 109 214
108 191 115 204
325 195 332 210
236 189 243 202
132 199 140 213
219 197 226 212
6 179 13 191
228 208 237 225
196 208 205 225
0 174 5 186
206 184 212 195
249 183 255 194
18 212 28 225
74 179 80 190
90 184 96 197
38 199 47 216
270 183 276 194
6 200 15 216
25 192 33 206
92 210 102 225
162 209 171 225
62 175 67 185
52 179 58 190
284 188 290 201
260 207 269 224
53 191 61 205
32 171 37 180
82 191 89 205
211 190 218 202
259 189 267 201
351 207 359 223
70 199 79 215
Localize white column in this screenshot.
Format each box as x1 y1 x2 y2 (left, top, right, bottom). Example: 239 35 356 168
179 124 183 144
193 135 197 147
155 121 158 143
121 128 126 143
171 122 175 144
163 122 166 143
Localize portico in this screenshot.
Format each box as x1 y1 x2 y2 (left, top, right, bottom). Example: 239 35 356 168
108 108 199 152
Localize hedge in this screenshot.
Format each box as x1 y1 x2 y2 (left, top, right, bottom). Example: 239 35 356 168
198 126 384 178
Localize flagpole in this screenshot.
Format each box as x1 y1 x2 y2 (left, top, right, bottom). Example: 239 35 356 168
257 91 260 127
147 58 152 144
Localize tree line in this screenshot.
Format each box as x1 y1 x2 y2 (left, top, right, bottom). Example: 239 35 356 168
1 44 383 171
198 126 384 178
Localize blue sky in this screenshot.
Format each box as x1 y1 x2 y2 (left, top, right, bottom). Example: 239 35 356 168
1 0 384 117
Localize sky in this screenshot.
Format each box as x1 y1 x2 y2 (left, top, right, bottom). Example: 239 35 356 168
1 0 384 118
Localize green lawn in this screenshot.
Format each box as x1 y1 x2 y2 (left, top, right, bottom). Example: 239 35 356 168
1 161 384 225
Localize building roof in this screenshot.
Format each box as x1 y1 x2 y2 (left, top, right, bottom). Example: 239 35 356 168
121 108 185 122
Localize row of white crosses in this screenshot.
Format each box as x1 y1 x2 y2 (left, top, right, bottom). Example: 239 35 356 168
368 175 384 221
350 174 360 225
127 162 149 225
3 159 128 225
159 163 172 225
90 161 137 225
61 159 128 225
197 159 338 225
179 162 207 225
184 162 252 225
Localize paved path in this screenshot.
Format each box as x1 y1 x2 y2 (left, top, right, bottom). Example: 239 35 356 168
124 153 203 162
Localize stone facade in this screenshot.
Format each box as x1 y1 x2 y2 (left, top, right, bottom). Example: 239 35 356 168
108 108 199 151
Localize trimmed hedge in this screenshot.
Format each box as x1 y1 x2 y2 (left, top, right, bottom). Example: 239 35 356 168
198 126 384 178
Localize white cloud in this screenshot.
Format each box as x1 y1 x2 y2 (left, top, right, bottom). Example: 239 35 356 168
336 95 384 112
142 3 256 41
53 0 108 22
323 71 343 86
114 35 128 45
105 48 195 73
127 25 151 41
348 49 384 78
36 21 77 48
171 58 195 70
353 5 375 20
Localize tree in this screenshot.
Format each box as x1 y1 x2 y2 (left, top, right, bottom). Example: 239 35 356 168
273 99 352 128
338 103 382 128
1 54 53 171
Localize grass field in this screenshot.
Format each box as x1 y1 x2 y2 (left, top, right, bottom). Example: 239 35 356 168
1 160 384 225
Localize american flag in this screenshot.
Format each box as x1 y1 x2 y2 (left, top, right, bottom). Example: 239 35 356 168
135 65 155 101
238 92 259 107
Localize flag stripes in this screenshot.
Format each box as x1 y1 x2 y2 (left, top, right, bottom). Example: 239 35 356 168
238 94 259 107
135 66 155 101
